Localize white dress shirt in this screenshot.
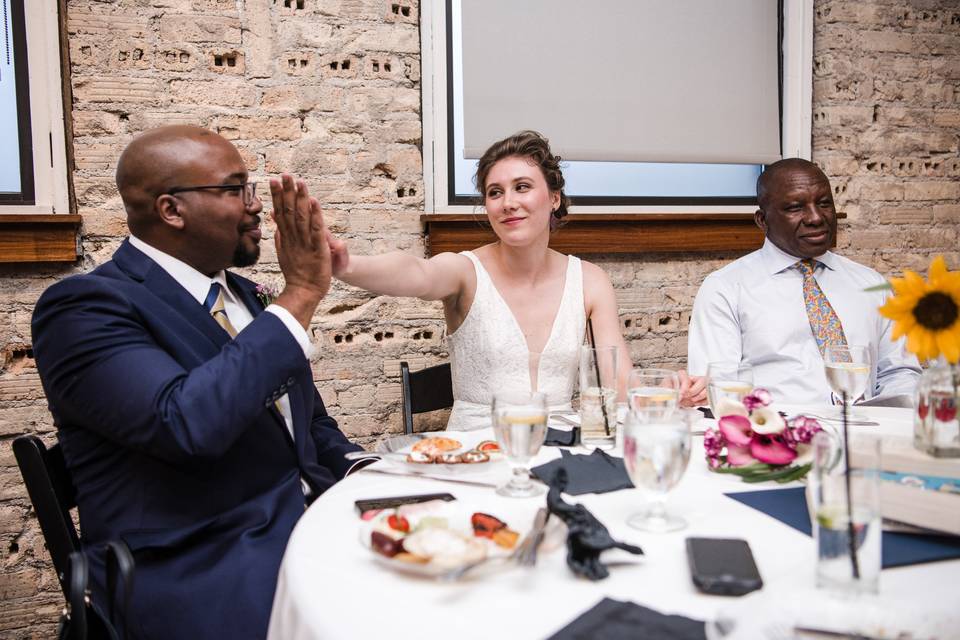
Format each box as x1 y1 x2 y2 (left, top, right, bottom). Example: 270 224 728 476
687 238 921 404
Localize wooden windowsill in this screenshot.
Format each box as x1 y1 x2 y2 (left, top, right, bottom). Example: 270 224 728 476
422 212 846 256
0 214 82 263
421 213 760 256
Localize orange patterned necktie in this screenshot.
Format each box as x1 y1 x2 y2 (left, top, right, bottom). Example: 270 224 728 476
795 259 848 355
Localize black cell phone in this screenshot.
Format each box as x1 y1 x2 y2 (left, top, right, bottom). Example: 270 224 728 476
686 537 763 596
354 492 455 515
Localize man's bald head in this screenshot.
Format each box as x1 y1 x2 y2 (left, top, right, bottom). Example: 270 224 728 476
756 158 828 211
114 126 262 275
116 126 235 235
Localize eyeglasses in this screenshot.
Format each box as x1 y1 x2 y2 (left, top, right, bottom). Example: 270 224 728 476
166 181 258 206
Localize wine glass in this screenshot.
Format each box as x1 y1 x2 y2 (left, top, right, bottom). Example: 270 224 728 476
491 391 548 498
824 345 871 419
623 412 691 532
627 368 680 421
706 362 754 417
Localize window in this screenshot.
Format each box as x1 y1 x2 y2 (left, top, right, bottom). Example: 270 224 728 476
1 0 69 214
421 0 813 214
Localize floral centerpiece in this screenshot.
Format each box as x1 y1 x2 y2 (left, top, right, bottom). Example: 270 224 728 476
704 388 823 483
875 255 960 456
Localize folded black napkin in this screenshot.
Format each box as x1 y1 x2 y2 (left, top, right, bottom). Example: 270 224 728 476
548 598 706 640
532 449 633 495
545 426 578 447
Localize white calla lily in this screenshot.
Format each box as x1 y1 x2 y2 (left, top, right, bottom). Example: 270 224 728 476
750 406 786 434
715 398 748 418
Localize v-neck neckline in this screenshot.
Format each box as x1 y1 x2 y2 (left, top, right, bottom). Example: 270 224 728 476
470 251 571 390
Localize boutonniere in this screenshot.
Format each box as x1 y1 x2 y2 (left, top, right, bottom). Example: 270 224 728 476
255 282 280 307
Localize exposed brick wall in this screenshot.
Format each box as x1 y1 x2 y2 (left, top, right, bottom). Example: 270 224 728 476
1 0 958 634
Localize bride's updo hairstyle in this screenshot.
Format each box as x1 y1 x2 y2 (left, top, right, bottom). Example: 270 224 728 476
474 130 571 231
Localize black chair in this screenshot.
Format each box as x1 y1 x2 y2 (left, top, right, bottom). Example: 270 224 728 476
13 435 79 592
400 361 454 434
14 435 135 639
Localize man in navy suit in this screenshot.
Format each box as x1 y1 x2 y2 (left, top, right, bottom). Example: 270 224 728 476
31 126 363 639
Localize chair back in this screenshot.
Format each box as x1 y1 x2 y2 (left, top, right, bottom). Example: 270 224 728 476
400 361 454 434
13 435 80 592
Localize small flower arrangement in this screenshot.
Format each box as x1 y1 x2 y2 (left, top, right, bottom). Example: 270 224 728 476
704 388 824 483
255 282 280 307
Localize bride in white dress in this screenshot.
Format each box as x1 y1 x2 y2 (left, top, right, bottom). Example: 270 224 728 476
326 131 705 430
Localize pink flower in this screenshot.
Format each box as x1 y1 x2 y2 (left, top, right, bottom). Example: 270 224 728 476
703 428 725 457
726 444 756 466
718 415 753 447
750 435 797 465
788 416 822 444
743 388 772 411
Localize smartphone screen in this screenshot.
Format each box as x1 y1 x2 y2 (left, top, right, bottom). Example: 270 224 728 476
686 537 763 596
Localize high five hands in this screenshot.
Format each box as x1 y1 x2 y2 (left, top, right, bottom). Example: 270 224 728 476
269 174 332 329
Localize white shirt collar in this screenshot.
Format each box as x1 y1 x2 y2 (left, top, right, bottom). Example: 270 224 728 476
759 237 838 275
128 234 228 306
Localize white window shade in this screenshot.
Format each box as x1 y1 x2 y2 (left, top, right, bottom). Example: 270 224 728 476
460 0 781 165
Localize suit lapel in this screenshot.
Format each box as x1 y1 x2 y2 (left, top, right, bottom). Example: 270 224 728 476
113 240 228 349
227 272 264 317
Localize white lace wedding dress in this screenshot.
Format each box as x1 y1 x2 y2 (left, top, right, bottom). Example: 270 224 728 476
446 251 586 431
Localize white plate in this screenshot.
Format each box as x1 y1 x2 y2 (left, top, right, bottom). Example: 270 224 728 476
360 500 521 578
375 431 506 476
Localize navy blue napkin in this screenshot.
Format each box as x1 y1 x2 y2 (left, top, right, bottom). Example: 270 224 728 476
532 449 633 495
548 598 706 640
545 427 578 447
726 487 960 568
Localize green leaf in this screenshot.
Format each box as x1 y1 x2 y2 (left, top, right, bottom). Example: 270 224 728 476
863 282 893 292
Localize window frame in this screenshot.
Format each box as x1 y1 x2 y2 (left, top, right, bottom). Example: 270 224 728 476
1 0 70 216
420 0 814 215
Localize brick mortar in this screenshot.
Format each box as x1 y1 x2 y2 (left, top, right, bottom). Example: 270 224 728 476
2 0 959 633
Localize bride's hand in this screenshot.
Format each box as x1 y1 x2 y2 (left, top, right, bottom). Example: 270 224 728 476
677 370 707 407
326 228 350 278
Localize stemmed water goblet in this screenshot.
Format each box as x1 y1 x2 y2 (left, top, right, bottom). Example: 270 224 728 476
823 345 870 420
491 391 548 498
623 413 691 532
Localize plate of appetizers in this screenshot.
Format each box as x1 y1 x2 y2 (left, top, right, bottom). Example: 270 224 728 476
374 432 505 475
361 499 522 578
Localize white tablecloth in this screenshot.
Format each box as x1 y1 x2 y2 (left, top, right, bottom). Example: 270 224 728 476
267 406 959 639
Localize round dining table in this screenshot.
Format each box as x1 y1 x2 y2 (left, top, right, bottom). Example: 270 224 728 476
267 406 958 639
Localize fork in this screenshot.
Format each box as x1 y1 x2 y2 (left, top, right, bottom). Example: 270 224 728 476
517 508 550 567
793 413 879 427
438 510 548 580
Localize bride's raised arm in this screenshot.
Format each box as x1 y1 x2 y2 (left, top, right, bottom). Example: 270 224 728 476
327 231 470 302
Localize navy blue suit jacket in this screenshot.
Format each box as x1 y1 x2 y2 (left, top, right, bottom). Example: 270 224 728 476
31 239 361 639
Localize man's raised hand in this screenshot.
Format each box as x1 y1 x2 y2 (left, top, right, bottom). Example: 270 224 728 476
269 174 332 328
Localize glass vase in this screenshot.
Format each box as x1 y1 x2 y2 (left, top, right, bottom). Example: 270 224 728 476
915 365 960 458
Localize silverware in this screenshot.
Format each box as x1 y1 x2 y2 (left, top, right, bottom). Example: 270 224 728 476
517 507 550 567
550 414 580 428
357 467 500 488
793 413 879 427
344 451 409 462
792 625 888 640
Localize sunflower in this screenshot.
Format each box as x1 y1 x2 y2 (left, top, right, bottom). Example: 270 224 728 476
879 256 960 363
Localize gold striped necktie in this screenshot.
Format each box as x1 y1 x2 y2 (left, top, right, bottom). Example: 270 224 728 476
204 282 238 338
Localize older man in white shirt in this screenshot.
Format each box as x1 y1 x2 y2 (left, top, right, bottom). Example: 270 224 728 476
687 158 920 404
